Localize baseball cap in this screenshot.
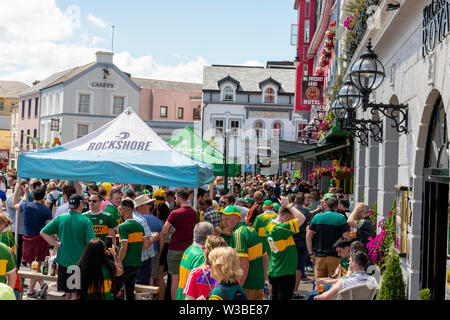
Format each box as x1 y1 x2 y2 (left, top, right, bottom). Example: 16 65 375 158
323 193 336 200
219 205 241 217
273 202 280 213
244 197 254 205
263 200 273 207
69 194 83 209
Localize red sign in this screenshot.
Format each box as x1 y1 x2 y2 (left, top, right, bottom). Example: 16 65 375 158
298 76 324 111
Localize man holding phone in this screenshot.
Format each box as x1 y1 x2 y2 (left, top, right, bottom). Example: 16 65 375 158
83 193 119 244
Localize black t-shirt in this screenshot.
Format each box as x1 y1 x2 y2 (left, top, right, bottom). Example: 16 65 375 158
293 205 312 246
357 217 376 246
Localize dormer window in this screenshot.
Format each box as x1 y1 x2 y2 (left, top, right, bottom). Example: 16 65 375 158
222 85 235 101
263 86 276 103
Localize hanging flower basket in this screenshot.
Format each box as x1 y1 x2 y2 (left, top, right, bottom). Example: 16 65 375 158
333 171 350 180
330 165 353 180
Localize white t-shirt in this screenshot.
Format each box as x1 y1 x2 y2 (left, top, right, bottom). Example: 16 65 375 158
341 272 377 289
54 202 69 218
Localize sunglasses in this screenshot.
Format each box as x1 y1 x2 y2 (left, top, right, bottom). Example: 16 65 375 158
88 200 99 203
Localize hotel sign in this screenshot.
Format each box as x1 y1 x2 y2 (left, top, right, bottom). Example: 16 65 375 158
299 76 324 111
422 0 450 57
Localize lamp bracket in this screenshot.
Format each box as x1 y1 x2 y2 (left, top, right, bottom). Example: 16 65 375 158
363 102 408 134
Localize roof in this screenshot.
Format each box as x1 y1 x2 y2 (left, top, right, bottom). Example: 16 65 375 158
19 68 75 96
203 65 296 93
0 116 10 130
0 81 30 98
40 62 96 90
132 78 202 92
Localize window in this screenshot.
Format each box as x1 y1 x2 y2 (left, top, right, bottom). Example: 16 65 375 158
28 99 31 118
297 123 306 140
0 101 3 110
160 106 168 118
304 20 310 43
263 87 276 103
78 94 90 113
33 129 37 149
222 85 234 101
303 64 309 76
177 107 184 119
254 120 264 138
77 124 89 139
20 130 24 146
26 129 30 145
13 109 17 125
214 119 224 136
230 120 240 136
34 97 39 117
193 105 201 120
305 0 311 17
113 96 124 115
21 101 25 119
272 122 282 138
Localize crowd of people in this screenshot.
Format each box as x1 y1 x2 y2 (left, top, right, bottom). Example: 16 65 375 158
0 172 378 300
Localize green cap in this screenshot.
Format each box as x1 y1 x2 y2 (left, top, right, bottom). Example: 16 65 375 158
263 200 273 207
244 197 254 204
219 205 241 217
323 193 336 200
273 203 280 213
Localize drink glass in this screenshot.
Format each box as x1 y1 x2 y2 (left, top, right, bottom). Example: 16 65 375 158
317 284 323 293
351 227 357 239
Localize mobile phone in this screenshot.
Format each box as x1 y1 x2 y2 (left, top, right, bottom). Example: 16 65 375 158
106 236 113 249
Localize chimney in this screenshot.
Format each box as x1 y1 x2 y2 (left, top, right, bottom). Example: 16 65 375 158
96 51 114 64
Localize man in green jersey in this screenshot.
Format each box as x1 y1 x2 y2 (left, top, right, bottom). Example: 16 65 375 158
40 194 96 300
175 221 214 300
221 205 268 300
265 196 306 300
83 193 119 244
104 188 122 224
0 242 16 288
252 200 277 259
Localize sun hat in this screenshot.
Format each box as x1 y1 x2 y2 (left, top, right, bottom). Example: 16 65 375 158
263 200 274 207
134 194 156 208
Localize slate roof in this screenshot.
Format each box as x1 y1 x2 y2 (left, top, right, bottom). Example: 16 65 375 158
132 78 202 92
19 68 74 96
203 65 296 93
0 81 30 98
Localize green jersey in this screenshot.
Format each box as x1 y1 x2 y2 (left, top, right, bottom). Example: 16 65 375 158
119 219 144 267
83 211 119 243
0 229 15 250
87 264 114 300
340 258 349 276
104 203 122 224
0 242 15 284
230 222 266 290
41 211 96 268
176 243 204 300
252 212 277 257
265 218 299 278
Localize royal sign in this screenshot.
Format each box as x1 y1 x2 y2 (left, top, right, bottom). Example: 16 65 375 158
300 76 324 110
422 0 450 57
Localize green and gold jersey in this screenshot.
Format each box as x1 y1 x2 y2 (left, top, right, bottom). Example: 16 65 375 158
87 264 114 300
0 228 15 252
176 243 204 300
83 211 119 243
0 242 15 285
230 222 266 290
119 219 144 267
104 203 122 225
252 212 277 257
265 218 299 278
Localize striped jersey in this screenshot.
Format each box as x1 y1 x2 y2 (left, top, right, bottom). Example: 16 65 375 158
83 211 118 243
230 222 266 290
252 212 277 257
176 243 204 300
265 218 299 278
86 264 114 300
119 219 144 267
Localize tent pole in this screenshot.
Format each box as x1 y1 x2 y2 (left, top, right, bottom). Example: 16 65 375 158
14 177 21 257
209 183 213 199
193 188 198 211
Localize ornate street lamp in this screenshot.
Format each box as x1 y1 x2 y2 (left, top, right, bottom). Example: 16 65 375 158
330 100 346 120
349 39 408 134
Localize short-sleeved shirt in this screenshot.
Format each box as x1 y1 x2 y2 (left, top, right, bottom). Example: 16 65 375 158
0 190 7 203
207 282 247 300
167 206 197 251
176 243 204 300
119 219 144 267
340 258 349 277
19 201 52 235
341 272 377 289
41 211 96 268
86 264 114 300
104 202 122 224
83 210 119 243
6 196 21 234
246 203 264 225
230 222 266 290
183 266 218 299
0 282 16 300
201 207 221 228
0 242 16 284
357 217 376 246
265 218 299 278
309 211 350 258
252 212 277 257
143 214 163 252
133 212 154 261
293 206 311 245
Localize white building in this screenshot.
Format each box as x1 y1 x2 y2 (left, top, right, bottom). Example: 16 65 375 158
39 52 140 144
201 63 311 175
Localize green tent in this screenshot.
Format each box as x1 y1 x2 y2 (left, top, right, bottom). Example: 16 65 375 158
166 126 241 177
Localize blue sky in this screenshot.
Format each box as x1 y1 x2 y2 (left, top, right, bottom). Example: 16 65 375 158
0 0 298 85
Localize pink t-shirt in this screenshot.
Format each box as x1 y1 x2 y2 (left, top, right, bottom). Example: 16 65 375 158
167 206 197 251
100 200 108 211
183 266 218 299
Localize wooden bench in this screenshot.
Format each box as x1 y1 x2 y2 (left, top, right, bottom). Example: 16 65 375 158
18 270 159 300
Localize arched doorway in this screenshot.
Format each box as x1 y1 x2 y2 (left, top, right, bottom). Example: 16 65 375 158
420 95 449 300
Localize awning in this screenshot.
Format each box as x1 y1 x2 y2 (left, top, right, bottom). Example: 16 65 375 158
279 139 351 163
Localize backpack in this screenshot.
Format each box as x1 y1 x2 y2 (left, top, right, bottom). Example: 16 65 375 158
217 284 247 301
48 192 58 210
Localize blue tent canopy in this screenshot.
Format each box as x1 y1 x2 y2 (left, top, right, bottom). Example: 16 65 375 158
17 108 214 187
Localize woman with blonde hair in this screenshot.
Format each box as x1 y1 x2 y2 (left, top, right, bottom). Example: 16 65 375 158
204 246 247 300
183 235 227 300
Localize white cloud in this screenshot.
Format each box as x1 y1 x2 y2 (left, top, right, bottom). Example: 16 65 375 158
87 14 109 29
241 60 264 67
0 0 208 86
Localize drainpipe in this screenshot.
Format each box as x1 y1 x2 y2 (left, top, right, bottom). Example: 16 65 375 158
201 102 209 141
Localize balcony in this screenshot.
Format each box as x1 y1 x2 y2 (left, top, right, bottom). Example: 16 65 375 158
317 119 354 145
